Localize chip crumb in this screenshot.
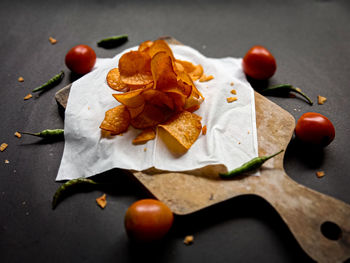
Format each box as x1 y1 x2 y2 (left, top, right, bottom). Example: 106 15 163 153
24 94 32 100
247 130 250 134
49 37 57 44
318 95 327 105
4 159 9 164
88 106 91 110
144 147 147 152
202 125 207 135
96 194 107 209
184 235 194 245
1 143 8 152
230 89 237 95
199 74 214 82
226 97 237 103
238 142 241 144
18 77 24 82
14 132 21 138
230 82 234 86
316 171 325 178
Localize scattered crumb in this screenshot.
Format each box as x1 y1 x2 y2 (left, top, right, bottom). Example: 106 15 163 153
226 97 237 103
316 171 325 178
184 235 194 245
318 95 327 105
144 147 147 152
49 37 57 44
202 125 207 135
88 106 91 110
18 77 24 82
199 74 214 82
230 82 234 86
96 194 107 209
238 142 241 144
14 132 21 138
4 159 9 164
24 94 32 100
247 130 250 134
230 89 237 95
1 143 8 152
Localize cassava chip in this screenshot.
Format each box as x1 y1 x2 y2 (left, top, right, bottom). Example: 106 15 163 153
100 105 130 134
158 111 202 152
131 103 170 129
113 89 146 108
132 128 156 145
106 68 128 91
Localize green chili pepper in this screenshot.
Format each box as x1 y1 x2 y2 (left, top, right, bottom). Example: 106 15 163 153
97 34 128 48
219 150 284 178
52 178 98 209
261 84 313 105
19 129 64 138
32 70 64 93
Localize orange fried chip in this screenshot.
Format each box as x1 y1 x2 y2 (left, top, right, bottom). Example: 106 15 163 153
131 103 170 129
113 89 146 108
99 105 130 134
118 51 153 85
148 39 175 60
127 103 145 119
138 40 154 52
132 128 156 145
96 194 107 208
142 89 174 110
176 60 203 81
151 51 178 92
199 74 214 82
106 68 128 91
158 111 202 153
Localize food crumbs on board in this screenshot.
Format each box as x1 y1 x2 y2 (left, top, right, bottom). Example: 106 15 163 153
49 37 57 44
230 89 237 95
24 94 32 100
316 171 325 178
14 132 21 138
184 235 194 245
230 82 234 86
96 194 107 209
199 74 214 82
202 125 207 135
318 95 327 105
4 159 9 164
1 143 8 152
18 77 24 82
226 97 237 103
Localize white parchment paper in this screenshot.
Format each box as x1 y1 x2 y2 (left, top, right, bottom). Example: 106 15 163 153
56 45 258 181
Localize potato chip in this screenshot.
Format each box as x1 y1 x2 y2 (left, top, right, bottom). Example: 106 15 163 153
168 92 186 112
127 103 145 119
176 60 203 81
106 68 128 91
132 128 156 145
158 111 202 152
148 39 175 60
118 51 153 85
199 74 214 82
142 89 174 110
131 103 170 129
138 40 153 52
151 52 178 92
113 89 146 108
100 105 130 134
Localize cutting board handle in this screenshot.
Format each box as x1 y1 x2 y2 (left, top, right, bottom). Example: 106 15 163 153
256 170 350 262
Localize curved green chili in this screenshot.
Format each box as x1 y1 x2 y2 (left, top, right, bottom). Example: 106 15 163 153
261 84 313 105
97 34 128 48
52 178 98 209
219 150 284 178
32 70 64 93
19 129 64 138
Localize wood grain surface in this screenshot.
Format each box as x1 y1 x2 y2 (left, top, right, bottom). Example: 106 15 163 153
55 37 350 262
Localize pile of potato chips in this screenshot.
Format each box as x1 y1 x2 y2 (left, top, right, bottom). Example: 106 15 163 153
100 39 209 153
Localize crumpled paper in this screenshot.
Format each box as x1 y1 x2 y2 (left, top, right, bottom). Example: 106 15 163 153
56 45 258 181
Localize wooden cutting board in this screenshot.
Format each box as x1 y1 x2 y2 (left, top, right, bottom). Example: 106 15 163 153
55 37 350 262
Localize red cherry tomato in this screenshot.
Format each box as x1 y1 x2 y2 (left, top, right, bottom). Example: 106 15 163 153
295 112 335 147
124 199 174 242
242 45 277 80
65 45 96 75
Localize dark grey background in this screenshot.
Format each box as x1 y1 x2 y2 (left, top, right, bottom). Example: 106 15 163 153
1 0 350 262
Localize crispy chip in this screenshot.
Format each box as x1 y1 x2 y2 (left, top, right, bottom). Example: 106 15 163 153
106 68 128 91
14 132 21 138
199 74 214 82
113 89 146 108
131 103 170 129
318 95 327 105
227 97 237 103
49 37 57 44
138 40 154 52
100 105 130 134
127 103 145 119
230 89 237 95
132 128 156 145
18 77 24 82
24 94 32 100
96 194 107 209
316 171 325 178
1 143 8 152
202 125 207 135
151 52 178 92
119 51 153 85
158 111 202 153
142 89 174 110
176 60 203 81
148 39 175 60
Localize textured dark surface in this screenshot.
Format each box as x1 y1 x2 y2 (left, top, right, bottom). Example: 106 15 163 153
1 0 350 262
